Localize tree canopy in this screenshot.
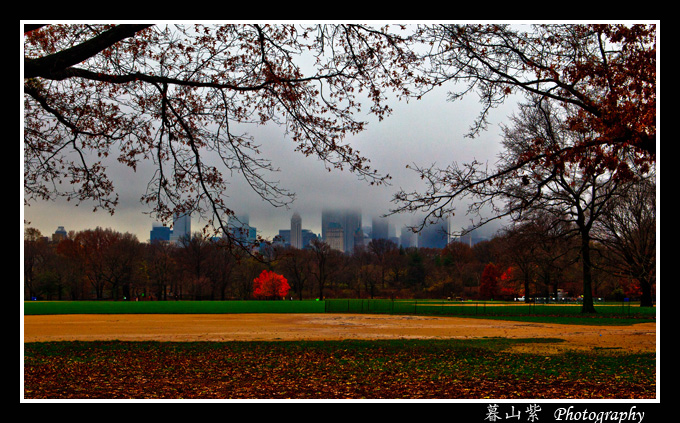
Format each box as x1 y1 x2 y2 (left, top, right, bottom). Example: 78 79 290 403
24 23 656 248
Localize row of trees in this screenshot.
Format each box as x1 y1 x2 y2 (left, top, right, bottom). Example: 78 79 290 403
24 174 655 305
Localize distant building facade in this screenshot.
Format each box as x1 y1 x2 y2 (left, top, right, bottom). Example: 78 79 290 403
322 208 361 254
150 224 172 242
227 214 258 246
371 217 389 241
325 223 344 252
418 218 450 249
170 213 191 243
52 226 67 242
278 229 291 246
400 225 416 248
301 229 318 248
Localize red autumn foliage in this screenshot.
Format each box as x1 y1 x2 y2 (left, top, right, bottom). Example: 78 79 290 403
479 263 503 300
479 263 520 300
253 270 290 300
498 266 522 298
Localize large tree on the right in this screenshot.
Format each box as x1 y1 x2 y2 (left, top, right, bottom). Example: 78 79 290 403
393 24 656 313
399 94 653 313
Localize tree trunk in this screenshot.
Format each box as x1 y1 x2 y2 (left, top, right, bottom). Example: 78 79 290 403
580 234 597 313
639 274 654 308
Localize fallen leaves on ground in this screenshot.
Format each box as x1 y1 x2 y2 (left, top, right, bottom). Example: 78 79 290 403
23 340 655 399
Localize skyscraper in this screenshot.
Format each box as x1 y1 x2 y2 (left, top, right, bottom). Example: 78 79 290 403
322 208 361 254
400 225 416 248
301 229 318 248
321 209 340 242
170 213 191 243
344 209 361 253
227 214 253 244
418 218 450 249
290 212 302 249
371 216 389 241
150 223 171 242
326 223 344 252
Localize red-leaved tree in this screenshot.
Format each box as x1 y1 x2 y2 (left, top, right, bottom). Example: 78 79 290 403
253 270 290 300
479 263 502 300
498 266 522 299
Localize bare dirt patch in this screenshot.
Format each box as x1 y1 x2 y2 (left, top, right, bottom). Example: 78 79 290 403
23 313 656 354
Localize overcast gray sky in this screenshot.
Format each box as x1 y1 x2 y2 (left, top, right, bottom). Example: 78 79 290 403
22 61 516 243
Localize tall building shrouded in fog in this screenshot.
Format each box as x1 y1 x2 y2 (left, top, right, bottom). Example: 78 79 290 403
371 217 389 241
400 225 416 248
322 208 361 254
325 222 344 252
418 218 450 249
290 212 302 249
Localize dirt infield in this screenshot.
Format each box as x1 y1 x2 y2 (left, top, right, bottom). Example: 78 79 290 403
23 313 656 354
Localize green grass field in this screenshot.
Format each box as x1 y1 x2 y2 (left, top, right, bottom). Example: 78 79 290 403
24 299 656 325
23 299 326 315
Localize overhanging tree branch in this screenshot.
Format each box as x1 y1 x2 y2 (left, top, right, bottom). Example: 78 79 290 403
24 24 154 79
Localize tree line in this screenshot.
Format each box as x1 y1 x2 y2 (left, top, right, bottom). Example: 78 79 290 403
24 176 655 307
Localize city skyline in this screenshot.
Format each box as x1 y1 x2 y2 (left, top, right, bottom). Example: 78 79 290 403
39 205 503 250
